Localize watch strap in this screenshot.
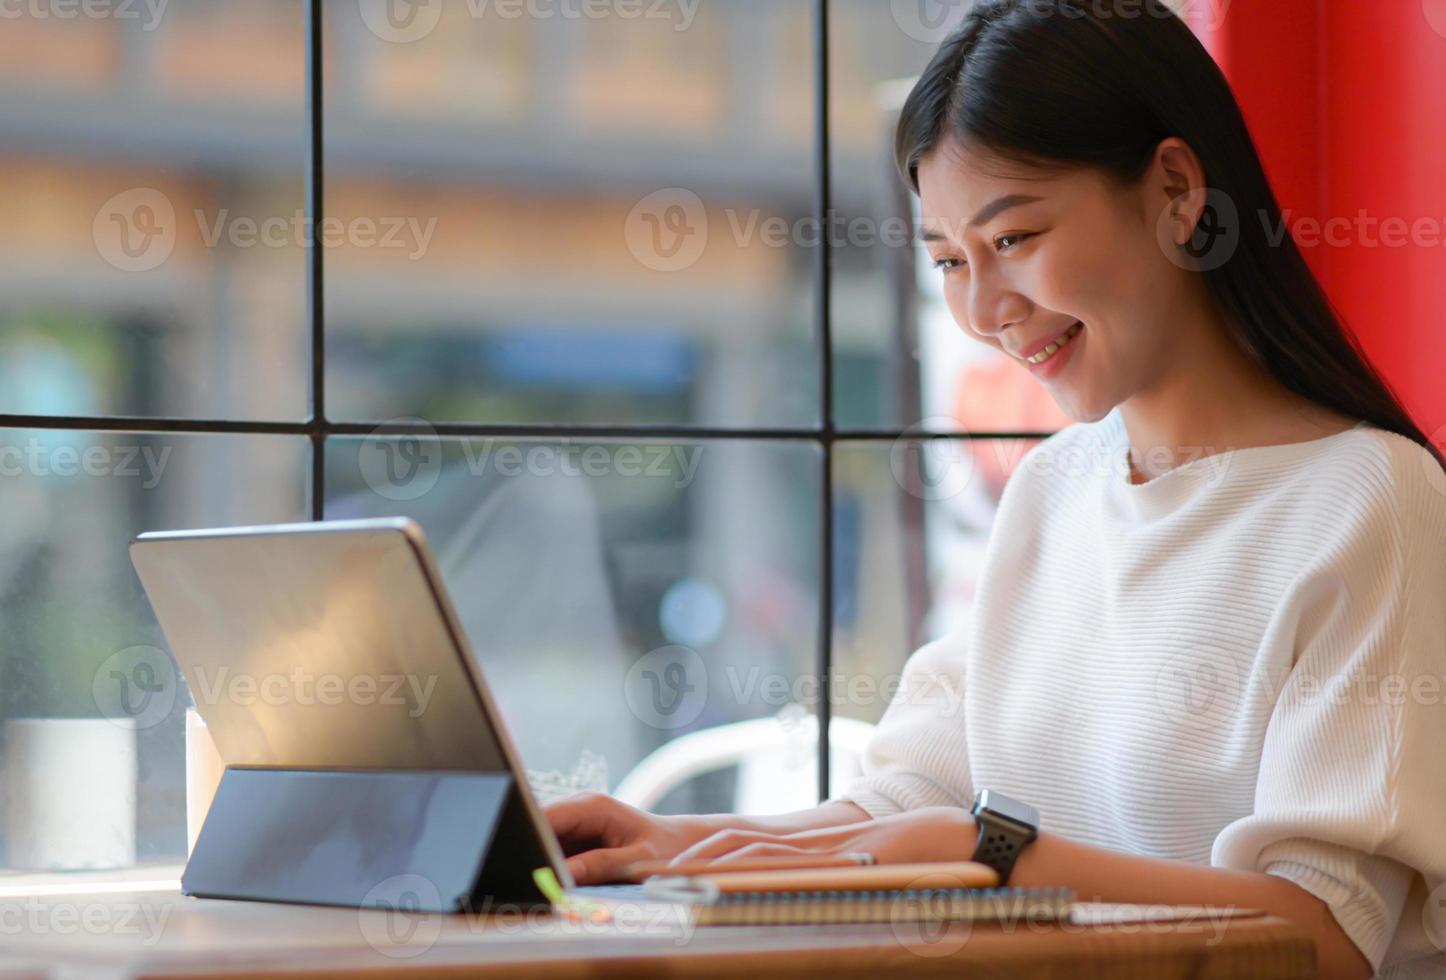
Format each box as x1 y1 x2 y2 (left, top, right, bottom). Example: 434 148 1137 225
972 818 1033 884
969 791 1040 886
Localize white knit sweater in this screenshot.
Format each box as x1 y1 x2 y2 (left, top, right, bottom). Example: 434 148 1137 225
835 409 1446 977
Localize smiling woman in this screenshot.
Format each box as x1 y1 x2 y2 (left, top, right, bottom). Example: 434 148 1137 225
544 4 1446 979
895 0 1442 472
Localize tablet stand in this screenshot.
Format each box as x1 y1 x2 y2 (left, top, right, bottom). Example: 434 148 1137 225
181 768 552 912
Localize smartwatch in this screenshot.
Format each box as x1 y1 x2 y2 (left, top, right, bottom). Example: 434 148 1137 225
970 789 1040 886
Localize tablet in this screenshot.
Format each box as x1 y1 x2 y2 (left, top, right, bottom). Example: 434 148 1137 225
130 517 574 896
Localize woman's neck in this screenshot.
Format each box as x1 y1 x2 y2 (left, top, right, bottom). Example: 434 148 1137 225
1118 311 1356 484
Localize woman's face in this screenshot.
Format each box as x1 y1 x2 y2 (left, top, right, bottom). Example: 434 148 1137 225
916 139 1191 423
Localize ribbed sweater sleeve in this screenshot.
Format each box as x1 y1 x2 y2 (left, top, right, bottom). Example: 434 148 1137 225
827 413 1446 976
1210 434 1446 975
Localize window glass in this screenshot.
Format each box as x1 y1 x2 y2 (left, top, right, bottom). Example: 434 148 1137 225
0 1 307 420
323 0 820 428
829 436 1041 796
325 434 821 814
0 432 308 872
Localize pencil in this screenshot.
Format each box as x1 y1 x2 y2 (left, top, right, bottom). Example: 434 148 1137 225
667 860 999 894
619 851 876 881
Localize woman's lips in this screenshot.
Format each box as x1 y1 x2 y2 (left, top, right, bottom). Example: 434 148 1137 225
1013 321 1083 362
1023 321 1083 377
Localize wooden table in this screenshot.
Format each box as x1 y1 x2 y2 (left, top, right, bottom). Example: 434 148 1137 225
0 886 1316 979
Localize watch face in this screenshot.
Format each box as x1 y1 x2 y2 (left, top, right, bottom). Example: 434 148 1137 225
975 789 1040 831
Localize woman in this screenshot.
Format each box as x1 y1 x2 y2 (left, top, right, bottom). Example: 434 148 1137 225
546 3 1446 977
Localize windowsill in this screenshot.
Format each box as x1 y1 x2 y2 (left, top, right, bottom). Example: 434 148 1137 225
0 862 184 897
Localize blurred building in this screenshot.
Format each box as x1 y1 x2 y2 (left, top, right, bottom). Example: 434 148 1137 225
0 0 1053 870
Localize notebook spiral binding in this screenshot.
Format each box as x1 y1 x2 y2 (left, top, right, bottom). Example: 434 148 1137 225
699 886 1076 927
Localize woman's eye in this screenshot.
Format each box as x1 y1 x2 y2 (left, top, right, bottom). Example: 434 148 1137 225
995 232 1036 251
932 257 965 273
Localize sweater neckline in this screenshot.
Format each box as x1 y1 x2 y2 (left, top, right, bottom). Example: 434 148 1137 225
1102 416 1372 521
1119 419 1370 485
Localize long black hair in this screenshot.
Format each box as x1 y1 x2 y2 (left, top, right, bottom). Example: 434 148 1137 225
897 0 1444 467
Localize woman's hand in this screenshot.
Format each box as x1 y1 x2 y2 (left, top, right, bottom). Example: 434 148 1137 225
669 806 977 867
543 791 719 884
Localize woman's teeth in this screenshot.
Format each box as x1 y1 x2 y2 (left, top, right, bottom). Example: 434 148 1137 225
1027 322 1082 365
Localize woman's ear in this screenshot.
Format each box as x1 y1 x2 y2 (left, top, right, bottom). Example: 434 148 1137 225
1151 137 1210 245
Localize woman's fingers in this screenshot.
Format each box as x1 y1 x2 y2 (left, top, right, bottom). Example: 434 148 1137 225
544 791 629 848
707 842 813 864
670 828 780 863
671 823 861 864
757 822 867 850
565 843 645 886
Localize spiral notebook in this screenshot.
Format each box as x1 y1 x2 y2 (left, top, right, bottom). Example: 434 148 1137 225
537 864 1075 928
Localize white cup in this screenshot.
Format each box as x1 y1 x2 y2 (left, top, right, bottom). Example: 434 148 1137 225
184 708 225 855
3 718 138 871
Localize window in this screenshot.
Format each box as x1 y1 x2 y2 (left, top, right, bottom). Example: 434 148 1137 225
0 0 1059 876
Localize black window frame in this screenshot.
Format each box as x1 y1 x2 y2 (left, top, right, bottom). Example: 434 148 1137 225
0 0 1057 805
